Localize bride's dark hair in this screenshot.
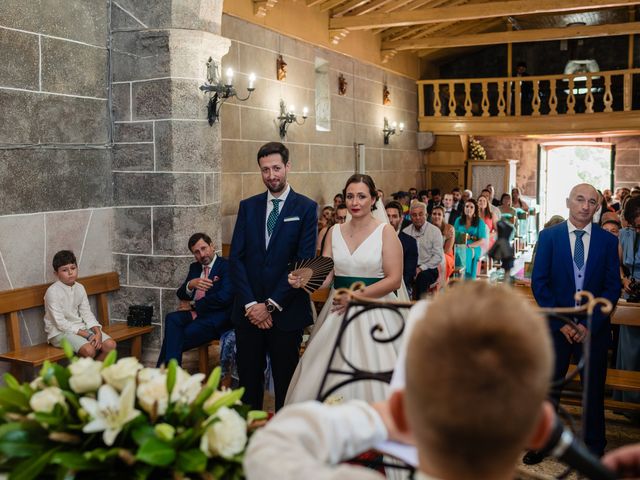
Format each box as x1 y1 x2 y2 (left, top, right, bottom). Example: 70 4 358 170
342 174 378 211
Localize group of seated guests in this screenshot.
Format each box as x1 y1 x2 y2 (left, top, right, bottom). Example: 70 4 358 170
316 183 532 299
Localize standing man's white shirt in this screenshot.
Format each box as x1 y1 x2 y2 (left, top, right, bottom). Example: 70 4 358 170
567 219 592 265
265 184 291 246
403 222 444 271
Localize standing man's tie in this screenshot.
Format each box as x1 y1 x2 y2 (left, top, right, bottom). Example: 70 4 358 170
267 199 281 236
574 230 585 269
191 265 210 319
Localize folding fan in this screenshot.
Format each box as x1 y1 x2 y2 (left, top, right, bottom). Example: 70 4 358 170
289 256 334 294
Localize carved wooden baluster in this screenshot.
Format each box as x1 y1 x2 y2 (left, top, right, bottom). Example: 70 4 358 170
532 79 541 116
481 81 490 117
433 83 442 117
448 81 456 117
567 78 576 115
603 74 613 112
464 80 472 117
497 81 506 116
624 73 632 112
514 80 521 116
585 76 594 113
549 78 558 115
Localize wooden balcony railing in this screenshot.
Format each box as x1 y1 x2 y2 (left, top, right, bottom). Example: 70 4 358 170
417 68 640 136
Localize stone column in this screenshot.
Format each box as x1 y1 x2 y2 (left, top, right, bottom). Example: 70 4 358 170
110 0 228 363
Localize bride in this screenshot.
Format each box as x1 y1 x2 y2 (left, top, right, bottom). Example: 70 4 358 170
285 174 405 404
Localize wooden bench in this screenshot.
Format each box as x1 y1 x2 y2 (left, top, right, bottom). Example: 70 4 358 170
0 272 154 379
563 366 640 412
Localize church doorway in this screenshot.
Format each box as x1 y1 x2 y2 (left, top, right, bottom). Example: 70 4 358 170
537 142 614 227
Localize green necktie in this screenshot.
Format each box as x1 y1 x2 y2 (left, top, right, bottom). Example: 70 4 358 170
267 199 281 236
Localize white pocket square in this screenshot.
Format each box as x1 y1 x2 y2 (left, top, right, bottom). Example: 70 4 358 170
283 216 300 222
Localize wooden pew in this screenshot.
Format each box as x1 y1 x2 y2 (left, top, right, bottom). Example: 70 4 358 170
0 272 154 379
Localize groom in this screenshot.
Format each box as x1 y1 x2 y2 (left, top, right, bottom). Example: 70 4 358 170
230 142 318 411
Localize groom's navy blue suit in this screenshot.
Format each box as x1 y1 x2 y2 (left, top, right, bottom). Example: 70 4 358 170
532 221 620 454
230 188 317 410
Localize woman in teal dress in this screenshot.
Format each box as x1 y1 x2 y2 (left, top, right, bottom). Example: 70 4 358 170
453 198 488 280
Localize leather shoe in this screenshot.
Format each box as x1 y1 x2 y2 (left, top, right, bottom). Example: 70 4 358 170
522 450 545 465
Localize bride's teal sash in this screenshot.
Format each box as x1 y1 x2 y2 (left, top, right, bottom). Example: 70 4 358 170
333 276 380 289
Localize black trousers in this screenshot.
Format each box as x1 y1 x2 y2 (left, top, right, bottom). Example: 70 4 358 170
413 267 439 300
235 323 303 411
550 327 609 455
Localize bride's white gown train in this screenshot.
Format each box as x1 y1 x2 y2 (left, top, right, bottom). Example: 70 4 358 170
285 223 404 404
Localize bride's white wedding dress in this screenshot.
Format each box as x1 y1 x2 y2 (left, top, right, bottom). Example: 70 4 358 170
285 222 404 404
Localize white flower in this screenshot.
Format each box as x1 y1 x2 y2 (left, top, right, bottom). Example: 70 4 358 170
101 357 142 391
68 357 103 394
171 368 204 406
80 380 141 446
200 407 247 459
29 386 66 413
137 367 163 384
136 373 168 416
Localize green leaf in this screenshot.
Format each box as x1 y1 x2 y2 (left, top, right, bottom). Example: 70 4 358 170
175 448 207 473
51 451 100 471
133 463 153 480
191 385 214 413
62 390 81 411
0 425 45 458
135 437 176 467
132 424 155 446
203 387 244 416
0 387 28 410
102 349 117 368
247 410 268 422
50 364 70 391
3 373 21 391
83 447 120 462
166 360 178 397
206 366 221 390
61 338 75 360
8 446 59 480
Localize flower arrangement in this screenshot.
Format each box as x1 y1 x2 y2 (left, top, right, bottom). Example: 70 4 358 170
469 136 487 160
0 343 265 480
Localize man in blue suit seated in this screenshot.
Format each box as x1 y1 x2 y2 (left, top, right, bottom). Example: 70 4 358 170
524 183 621 464
157 232 233 367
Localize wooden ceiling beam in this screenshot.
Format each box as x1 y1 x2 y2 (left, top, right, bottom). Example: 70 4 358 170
321 0 351 12
370 0 444 34
330 0 640 30
346 0 396 16
306 0 326 6
384 20 640 50
332 0 371 16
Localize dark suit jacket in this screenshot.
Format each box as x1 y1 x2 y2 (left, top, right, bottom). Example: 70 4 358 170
398 231 418 288
446 208 460 226
230 188 318 331
177 257 234 318
532 221 621 335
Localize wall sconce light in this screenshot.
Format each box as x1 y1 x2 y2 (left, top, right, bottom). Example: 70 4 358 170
278 99 308 139
383 117 404 144
199 57 256 125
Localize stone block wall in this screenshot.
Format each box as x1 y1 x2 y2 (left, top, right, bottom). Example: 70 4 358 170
219 14 423 242
110 0 226 364
0 0 112 360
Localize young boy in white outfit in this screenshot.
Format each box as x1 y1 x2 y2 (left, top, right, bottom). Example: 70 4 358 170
44 250 116 360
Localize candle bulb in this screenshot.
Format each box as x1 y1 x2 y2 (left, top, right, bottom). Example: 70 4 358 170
248 72 256 90
399 122 405 132
302 107 309 118
392 121 397 128
289 105 295 115
225 67 233 86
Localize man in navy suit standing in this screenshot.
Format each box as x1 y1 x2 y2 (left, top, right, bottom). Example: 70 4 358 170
386 200 418 295
157 232 233 367
524 183 621 464
230 142 317 411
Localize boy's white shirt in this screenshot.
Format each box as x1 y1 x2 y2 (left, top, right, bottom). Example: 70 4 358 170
43 280 101 340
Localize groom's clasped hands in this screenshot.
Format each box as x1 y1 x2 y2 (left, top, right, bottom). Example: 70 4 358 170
245 303 273 330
